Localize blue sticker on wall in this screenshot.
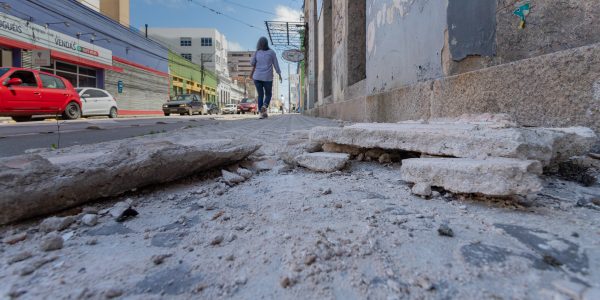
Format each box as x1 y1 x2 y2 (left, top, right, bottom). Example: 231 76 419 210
117 80 124 94
513 3 531 29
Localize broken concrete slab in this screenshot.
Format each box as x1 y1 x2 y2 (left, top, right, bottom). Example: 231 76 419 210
295 152 350 172
222 170 246 186
400 158 544 196
310 123 598 166
0 137 260 225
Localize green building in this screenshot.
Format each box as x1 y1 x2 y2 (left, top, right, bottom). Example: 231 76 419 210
168 50 217 102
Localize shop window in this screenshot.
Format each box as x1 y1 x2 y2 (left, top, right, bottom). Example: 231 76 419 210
56 61 77 73
180 37 192 47
201 38 213 47
40 74 66 89
79 66 97 77
9 71 38 87
78 76 96 88
56 71 77 87
43 60 98 88
181 53 192 61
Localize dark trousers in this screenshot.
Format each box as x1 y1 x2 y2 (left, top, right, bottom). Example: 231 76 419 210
254 80 273 109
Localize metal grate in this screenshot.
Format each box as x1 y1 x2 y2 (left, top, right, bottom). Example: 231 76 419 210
265 21 306 51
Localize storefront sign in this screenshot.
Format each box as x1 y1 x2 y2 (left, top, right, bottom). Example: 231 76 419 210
117 80 123 93
0 12 112 66
32 49 51 66
282 49 305 62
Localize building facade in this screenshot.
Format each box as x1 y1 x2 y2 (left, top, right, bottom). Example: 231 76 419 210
77 0 130 27
168 50 217 102
147 28 233 106
303 0 600 133
1 0 169 114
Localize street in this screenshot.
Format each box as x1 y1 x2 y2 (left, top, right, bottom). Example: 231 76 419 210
1 115 599 299
0 115 256 158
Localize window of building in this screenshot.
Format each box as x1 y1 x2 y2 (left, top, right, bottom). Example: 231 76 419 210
180 37 192 47
201 37 212 47
181 53 192 61
41 60 98 88
40 74 66 89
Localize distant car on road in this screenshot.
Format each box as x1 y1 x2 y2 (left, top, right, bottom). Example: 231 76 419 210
237 98 257 114
222 103 237 114
77 88 118 118
162 94 206 116
206 102 219 115
0 67 82 122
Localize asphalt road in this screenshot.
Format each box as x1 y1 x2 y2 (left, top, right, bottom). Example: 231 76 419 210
0 115 249 157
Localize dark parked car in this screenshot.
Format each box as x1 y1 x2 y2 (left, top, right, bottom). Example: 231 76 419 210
237 98 257 114
162 94 206 116
206 102 219 115
0 67 82 122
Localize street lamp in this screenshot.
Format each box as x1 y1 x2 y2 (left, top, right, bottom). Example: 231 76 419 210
90 38 110 44
76 32 96 39
45 21 70 28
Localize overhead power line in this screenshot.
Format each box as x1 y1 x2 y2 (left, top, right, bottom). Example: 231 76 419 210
222 0 277 16
187 0 265 32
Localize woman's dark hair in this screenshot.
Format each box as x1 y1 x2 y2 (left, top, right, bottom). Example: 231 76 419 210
256 37 270 51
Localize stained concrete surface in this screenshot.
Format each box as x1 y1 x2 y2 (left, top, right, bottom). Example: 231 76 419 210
0 115 599 299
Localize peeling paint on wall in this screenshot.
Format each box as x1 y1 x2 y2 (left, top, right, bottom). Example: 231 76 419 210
447 0 497 61
366 0 447 93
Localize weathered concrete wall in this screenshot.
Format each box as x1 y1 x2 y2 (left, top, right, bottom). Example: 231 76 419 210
366 0 448 94
447 0 497 61
305 0 319 109
347 0 366 87
449 0 600 75
495 0 600 64
331 0 348 102
376 43 600 132
317 0 333 105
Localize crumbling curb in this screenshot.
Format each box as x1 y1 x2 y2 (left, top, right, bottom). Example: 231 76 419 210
401 158 544 196
0 137 260 225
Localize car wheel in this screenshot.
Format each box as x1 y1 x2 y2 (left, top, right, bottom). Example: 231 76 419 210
164 113 170 116
62 102 81 120
12 116 32 122
109 107 118 119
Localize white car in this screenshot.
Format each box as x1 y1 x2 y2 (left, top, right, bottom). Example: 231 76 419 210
77 88 118 118
222 104 237 114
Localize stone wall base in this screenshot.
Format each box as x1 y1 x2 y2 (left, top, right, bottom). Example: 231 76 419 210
306 42 600 133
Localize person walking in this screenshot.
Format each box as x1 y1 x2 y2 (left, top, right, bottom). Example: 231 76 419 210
250 37 282 119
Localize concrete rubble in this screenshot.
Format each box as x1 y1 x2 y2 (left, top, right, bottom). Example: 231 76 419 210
307 116 597 197
0 133 260 225
0 115 599 299
295 152 350 172
401 158 544 196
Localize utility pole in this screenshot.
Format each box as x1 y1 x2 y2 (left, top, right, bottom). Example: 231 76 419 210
288 63 291 113
199 53 213 102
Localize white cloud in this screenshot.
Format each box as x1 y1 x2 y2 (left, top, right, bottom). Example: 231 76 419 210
274 5 302 22
228 41 245 51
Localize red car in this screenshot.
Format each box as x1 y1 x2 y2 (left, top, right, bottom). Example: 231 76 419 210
0 67 82 122
237 98 258 114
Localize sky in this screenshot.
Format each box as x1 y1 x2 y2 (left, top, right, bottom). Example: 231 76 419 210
131 0 304 103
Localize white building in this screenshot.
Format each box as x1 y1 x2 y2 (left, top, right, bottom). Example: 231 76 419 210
147 28 233 105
